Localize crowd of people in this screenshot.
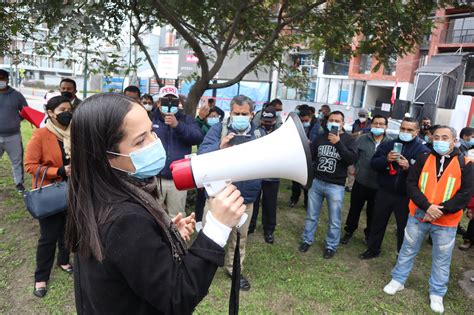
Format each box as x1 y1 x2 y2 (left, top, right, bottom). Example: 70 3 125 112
0 70 473 314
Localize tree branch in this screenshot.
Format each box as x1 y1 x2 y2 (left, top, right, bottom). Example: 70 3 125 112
152 0 210 82
208 1 247 78
209 0 324 89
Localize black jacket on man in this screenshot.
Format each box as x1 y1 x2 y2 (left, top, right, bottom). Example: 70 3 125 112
74 202 224 315
311 132 357 186
407 147 473 214
371 137 430 195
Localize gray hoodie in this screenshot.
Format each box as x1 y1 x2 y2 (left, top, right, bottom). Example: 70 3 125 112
355 132 392 190
0 86 28 136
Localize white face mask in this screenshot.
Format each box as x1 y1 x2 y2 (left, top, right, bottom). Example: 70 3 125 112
359 117 367 123
0 81 7 89
143 104 153 111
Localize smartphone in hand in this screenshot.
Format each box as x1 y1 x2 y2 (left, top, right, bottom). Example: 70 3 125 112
392 142 403 160
330 126 338 135
229 134 251 146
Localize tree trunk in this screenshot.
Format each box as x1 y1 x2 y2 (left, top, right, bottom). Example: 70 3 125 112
185 78 209 115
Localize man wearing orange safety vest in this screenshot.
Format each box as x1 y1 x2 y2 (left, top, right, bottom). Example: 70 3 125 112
382 126 473 314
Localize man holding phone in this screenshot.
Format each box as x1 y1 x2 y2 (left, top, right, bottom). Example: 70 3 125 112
360 117 430 259
299 111 357 259
198 95 263 291
152 86 204 218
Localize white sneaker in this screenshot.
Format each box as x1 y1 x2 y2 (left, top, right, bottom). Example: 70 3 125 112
430 295 444 313
195 221 203 233
383 279 404 295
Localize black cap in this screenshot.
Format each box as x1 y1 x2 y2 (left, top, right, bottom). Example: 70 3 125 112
261 107 276 121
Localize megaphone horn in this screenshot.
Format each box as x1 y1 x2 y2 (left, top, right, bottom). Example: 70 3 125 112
171 112 313 196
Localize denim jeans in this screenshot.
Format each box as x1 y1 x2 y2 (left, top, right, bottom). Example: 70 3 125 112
302 178 345 251
391 216 457 297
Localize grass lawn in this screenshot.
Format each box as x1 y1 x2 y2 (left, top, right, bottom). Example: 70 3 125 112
0 121 472 314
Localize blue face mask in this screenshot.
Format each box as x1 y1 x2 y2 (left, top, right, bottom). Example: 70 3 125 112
399 132 413 142
302 121 311 128
231 115 250 131
207 117 220 126
469 138 474 147
318 112 324 119
371 127 384 136
433 141 451 156
276 111 281 118
327 122 340 132
162 106 178 114
108 138 166 179
424 135 430 143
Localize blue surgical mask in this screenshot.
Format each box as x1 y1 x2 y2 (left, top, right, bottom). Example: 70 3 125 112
207 117 220 126
231 115 250 131
424 135 430 143
469 138 474 147
107 138 166 179
433 141 451 156
162 106 178 114
276 111 281 118
399 132 413 142
303 121 311 128
0 81 7 89
371 127 384 136
327 122 340 132
318 112 324 119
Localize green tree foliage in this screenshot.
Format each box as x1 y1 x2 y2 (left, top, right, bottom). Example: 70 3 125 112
0 0 460 112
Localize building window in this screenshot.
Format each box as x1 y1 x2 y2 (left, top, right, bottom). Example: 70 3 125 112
446 17 474 43
323 53 349 76
359 54 372 74
383 55 397 75
418 51 429 69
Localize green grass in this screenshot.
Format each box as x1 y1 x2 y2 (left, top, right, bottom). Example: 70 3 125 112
0 121 473 314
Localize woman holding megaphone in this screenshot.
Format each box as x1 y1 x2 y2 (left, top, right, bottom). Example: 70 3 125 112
65 93 247 314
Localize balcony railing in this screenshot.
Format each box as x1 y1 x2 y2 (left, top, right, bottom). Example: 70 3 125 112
440 28 474 44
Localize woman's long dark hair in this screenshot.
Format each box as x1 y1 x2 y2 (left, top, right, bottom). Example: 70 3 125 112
65 93 143 261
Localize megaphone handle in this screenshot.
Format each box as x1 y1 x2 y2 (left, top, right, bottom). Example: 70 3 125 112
204 179 248 228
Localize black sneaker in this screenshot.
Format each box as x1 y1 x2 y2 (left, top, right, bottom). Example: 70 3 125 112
16 183 25 194
288 200 296 207
239 275 251 291
340 233 352 245
298 242 311 253
323 248 335 259
264 233 274 244
359 249 380 260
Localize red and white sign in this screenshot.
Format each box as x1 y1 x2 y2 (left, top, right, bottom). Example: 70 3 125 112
186 54 199 63
157 53 179 79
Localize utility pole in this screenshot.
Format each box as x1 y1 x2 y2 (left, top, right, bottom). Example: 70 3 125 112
83 44 88 99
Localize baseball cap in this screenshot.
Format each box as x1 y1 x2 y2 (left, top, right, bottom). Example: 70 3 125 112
358 108 368 117
261 107 277 121
158 86 179 98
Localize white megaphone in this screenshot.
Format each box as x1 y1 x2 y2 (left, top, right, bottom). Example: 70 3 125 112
170 112 313 197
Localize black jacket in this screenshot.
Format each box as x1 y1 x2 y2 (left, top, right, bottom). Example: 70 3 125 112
371 137 430 195
74 202 225 315
311 132 357 186
407 148 473 214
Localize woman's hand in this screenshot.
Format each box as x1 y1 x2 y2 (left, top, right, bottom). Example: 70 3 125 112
208 184 246 228
172 212 196 241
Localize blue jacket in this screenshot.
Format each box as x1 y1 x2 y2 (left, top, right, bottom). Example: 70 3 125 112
371 137 430 195
198 122 263 204
152 110 204 179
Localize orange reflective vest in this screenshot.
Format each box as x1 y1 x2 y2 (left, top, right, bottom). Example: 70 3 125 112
408 154 464 227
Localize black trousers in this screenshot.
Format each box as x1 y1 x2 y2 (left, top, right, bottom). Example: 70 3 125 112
344 180 377 238
35 211 70 282
194 188 206 222
464 219 474 242
366 189 409 253
290 180 308 206
250 180 280 234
